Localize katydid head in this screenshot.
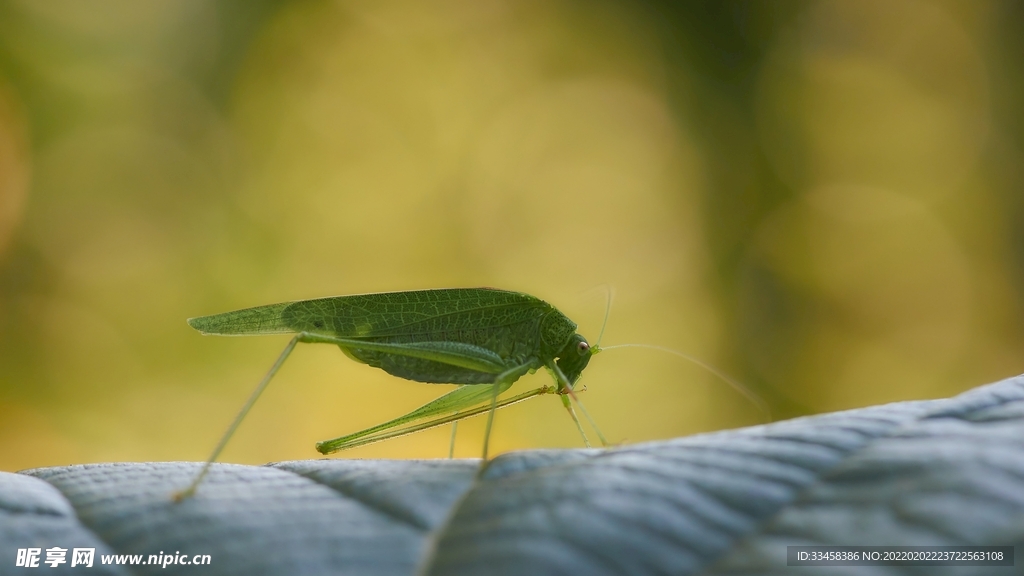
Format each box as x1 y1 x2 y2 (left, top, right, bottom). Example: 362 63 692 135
555 333 595 386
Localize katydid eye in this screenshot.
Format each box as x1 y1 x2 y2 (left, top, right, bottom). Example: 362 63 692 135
577 341 590 354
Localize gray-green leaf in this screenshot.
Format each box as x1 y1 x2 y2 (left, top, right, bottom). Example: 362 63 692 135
4 375 1023 575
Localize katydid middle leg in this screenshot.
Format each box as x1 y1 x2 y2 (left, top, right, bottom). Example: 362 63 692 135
448 420 458 459
480 363 534 460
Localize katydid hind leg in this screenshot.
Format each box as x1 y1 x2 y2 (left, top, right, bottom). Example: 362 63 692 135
174 335 300 501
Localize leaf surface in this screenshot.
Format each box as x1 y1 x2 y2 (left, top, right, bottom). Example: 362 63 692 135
5 375 1024 575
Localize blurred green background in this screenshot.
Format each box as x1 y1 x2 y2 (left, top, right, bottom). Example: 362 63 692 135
1 0 1022 471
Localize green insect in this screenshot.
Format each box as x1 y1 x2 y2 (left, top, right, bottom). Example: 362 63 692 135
175 288 607 499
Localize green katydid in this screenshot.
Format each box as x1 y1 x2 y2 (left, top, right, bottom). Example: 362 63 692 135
175 288 605 499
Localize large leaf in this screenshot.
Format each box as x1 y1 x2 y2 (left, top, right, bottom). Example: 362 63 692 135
4 375 1024 575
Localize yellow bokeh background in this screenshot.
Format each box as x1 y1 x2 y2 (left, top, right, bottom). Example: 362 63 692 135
1 0 1022 471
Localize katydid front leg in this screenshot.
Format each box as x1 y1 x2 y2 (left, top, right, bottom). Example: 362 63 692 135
548 360 609 448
